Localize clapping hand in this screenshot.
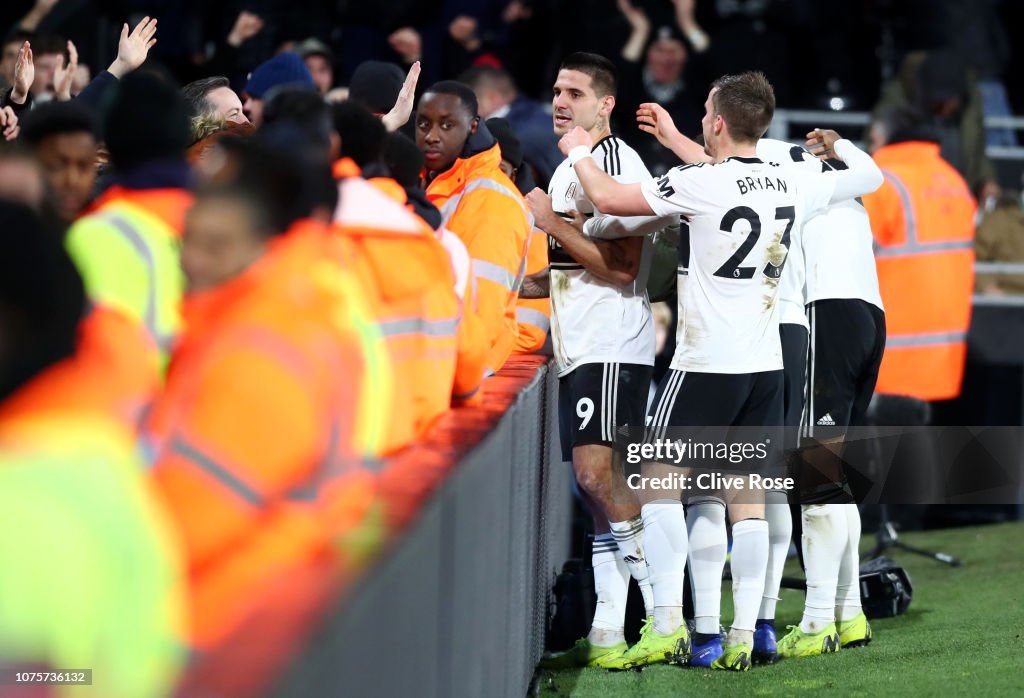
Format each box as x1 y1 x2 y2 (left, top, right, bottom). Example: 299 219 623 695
11 42 33 104
53 40 78 101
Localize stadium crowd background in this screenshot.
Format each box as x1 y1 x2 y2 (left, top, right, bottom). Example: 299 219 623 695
0 0 1023 696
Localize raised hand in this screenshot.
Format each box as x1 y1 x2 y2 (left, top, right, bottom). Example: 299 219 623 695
502 0 533 23
227 11 264 48
617 0 649 30
53 40 78 101
449 15 478 44
637 102 681 149
558 126 594 156
381 61 421 132
109 16 158 79
11 42 33 104
805 128 844 159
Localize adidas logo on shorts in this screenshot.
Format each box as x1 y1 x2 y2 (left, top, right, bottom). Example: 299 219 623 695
816 413 836 426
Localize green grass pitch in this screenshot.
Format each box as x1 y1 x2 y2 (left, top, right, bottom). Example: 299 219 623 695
536 521 1024 697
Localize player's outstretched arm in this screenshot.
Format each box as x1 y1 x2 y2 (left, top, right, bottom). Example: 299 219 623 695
526 190 643 285
559 127 654 217
806 129 884 203
637 102 711 165
584 210 679 241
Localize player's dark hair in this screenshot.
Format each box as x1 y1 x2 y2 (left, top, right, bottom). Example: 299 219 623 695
332 100 386 168
559 52 617 98
182 76 231 118
423 80 479 119
20 101 99 146
710 72 775 144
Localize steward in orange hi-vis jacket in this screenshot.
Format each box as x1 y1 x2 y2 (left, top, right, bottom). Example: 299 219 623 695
147 190 390 649
334 160 482 437
362 168 490 404
418 82 531 374
863 137 975 401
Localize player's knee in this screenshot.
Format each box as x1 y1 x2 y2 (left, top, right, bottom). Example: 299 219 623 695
573 457 613 498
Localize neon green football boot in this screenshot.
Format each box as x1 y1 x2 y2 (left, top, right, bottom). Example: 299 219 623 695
777 623 841 659
538 637 628 669
598 617 691 670
837 613 873 648
711 642 752 671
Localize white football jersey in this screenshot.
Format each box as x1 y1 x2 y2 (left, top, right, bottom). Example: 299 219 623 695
547 135 656 376
756 139 884 314
756 139 811 328
641 156 835 374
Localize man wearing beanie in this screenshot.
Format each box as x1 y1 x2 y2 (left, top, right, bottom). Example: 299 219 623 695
64 71 194 393
349 60 406 116
242 52 315 127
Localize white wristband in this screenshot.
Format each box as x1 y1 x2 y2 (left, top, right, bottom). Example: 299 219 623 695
568 145 593 167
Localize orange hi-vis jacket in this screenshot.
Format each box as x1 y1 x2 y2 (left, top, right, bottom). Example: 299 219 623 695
426 144 531 373
863 141 976 401
0 304 158 428
514 228 551 353
147 220 391 649
334 162 481 444
362 172 489 404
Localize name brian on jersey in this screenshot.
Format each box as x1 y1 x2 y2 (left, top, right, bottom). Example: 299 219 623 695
736 175 788 196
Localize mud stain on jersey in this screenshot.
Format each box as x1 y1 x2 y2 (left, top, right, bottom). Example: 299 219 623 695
680 308 710 367
766 241 787 267
553 270 571 295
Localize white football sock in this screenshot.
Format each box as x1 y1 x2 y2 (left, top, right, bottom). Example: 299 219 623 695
759 490 792 621
800 503 846 633
589 533 629 646
686 497 727 635
730 518 770 636
609 516 655 618
640 500 687 635
835 504 864 622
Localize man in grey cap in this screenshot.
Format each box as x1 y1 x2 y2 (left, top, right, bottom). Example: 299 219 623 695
296 38 334 97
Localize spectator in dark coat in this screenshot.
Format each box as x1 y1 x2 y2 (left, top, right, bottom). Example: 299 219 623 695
461 65 560 190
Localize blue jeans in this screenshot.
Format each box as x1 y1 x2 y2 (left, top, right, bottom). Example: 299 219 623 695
977 80 1018 147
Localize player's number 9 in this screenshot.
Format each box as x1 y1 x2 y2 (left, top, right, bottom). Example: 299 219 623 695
577 397 595 431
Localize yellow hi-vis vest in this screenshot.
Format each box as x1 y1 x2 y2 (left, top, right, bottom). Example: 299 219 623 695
65 197 185 372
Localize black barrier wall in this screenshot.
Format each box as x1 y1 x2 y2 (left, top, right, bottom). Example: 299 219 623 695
270 364 571 698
